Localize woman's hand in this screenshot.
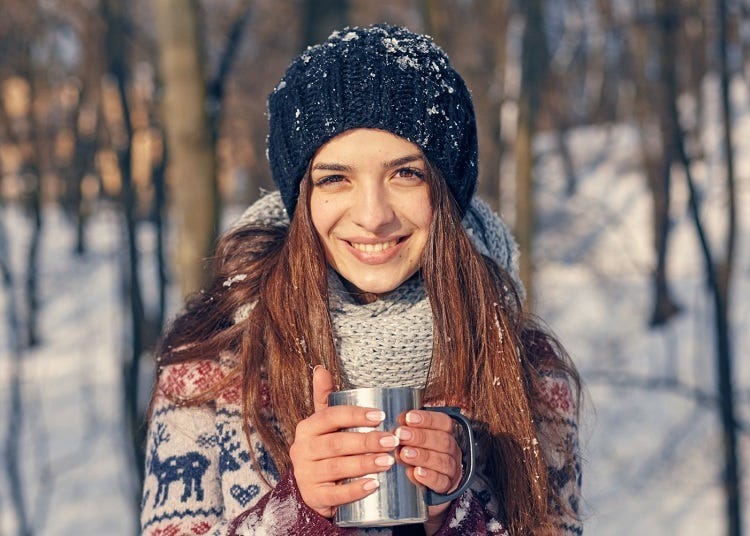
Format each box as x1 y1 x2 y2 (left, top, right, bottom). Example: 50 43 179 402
395 409 464 532
289 367 401 518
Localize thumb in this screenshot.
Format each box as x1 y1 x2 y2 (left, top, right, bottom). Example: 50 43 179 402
312 366 335 413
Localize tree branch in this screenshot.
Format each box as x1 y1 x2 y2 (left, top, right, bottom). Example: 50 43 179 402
206 0 252 145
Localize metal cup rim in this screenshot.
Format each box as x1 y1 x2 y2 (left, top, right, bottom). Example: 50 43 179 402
330 386 423 397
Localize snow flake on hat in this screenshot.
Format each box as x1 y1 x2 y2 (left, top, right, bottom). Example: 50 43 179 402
382 36 407 54
397 55 419 70
441 80 456 93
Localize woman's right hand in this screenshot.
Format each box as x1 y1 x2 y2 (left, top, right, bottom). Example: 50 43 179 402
289 366 400 518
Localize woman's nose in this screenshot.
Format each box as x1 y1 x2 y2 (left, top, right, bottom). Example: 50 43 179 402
350 183 396 232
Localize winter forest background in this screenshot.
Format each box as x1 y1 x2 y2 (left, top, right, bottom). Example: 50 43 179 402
0 0 748 534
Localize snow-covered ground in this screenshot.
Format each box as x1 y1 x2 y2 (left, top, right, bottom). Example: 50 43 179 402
533 77 750 535
1 77 749 534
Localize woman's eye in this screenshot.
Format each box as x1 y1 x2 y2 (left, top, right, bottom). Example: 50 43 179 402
313 175 345 187
395 167 425 181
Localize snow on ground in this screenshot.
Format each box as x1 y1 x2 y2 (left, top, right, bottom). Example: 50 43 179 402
1 78 749 534
532 76 750 535
1 207 137 535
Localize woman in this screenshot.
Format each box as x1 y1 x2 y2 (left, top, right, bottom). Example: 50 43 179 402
141 24 582 536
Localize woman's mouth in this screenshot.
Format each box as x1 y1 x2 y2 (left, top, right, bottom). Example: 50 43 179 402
348 239 400 253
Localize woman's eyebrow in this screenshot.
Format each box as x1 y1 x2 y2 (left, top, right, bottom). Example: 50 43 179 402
311 162 353 171
382 154 424 169
311 154 424 172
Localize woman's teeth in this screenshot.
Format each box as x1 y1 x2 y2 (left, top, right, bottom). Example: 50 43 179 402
350 240 398 253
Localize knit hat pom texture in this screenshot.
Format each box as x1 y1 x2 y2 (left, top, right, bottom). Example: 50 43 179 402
267 24 478 215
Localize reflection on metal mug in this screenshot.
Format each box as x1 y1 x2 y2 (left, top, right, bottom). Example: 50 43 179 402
328 386 476 527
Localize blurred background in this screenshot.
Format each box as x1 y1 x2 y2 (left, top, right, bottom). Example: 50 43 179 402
0 0 748 534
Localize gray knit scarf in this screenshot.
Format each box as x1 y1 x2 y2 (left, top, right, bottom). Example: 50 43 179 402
234 191 522 388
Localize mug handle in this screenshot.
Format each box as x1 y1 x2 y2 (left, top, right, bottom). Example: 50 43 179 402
422 406 476 506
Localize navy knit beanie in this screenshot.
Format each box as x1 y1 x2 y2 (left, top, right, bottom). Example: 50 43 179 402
267 24 478 216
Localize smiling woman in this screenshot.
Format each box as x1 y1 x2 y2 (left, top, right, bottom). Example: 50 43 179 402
309 129 432 298
140 24 583 536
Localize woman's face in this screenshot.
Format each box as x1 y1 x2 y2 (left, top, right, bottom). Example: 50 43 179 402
309 128 432 296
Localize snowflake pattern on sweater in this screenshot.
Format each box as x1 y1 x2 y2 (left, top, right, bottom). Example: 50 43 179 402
140 359 581 535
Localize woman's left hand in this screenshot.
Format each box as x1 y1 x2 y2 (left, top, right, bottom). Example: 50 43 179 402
395 409 463 532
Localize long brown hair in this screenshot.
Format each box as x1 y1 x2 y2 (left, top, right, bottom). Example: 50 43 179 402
156 161 580 535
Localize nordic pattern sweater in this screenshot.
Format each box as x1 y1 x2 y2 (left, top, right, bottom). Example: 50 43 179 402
140 360 581 535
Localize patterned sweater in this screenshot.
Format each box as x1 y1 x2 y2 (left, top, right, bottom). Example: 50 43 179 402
140 360 581 535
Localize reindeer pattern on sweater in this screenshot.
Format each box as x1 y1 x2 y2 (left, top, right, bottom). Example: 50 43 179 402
140 358 582 536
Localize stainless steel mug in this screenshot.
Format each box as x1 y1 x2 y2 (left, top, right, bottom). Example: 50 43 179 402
328 386 476 527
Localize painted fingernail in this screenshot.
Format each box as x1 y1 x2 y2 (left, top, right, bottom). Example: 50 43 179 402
405 411 422 424
416 467 428 477
402 447 417 459
379 435 399 448
366 410 386 423
395 427 412 441
363 479 380 491
375 454 395 467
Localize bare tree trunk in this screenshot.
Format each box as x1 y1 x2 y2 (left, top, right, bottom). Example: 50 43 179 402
515 0 549 308
102 0 147 506
515 100 535 306
593 0 620 122
148 68 169 336
675 100 742 536
0 24 37 531
715 0 741 532
72 7 108 256
21 66 45 351
683 0 708 155
154 0 219 299
65 93 98 257
623 5 682 326
472 1 510 211
551 108 577 196
206 0 252 149
152 137 168 332
544 6 582 196
716 0 737 301
489 2 511 208
24 164 42 348
649 0 682 327
0 207 32 536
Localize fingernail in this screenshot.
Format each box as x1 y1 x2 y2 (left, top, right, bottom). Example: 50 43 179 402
379 435 399 448
375 454 395 467
395 427 412 441
363 479 380 491
402 447 417 459
366 410 386 423
405 411 422 424
416 467 427 477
